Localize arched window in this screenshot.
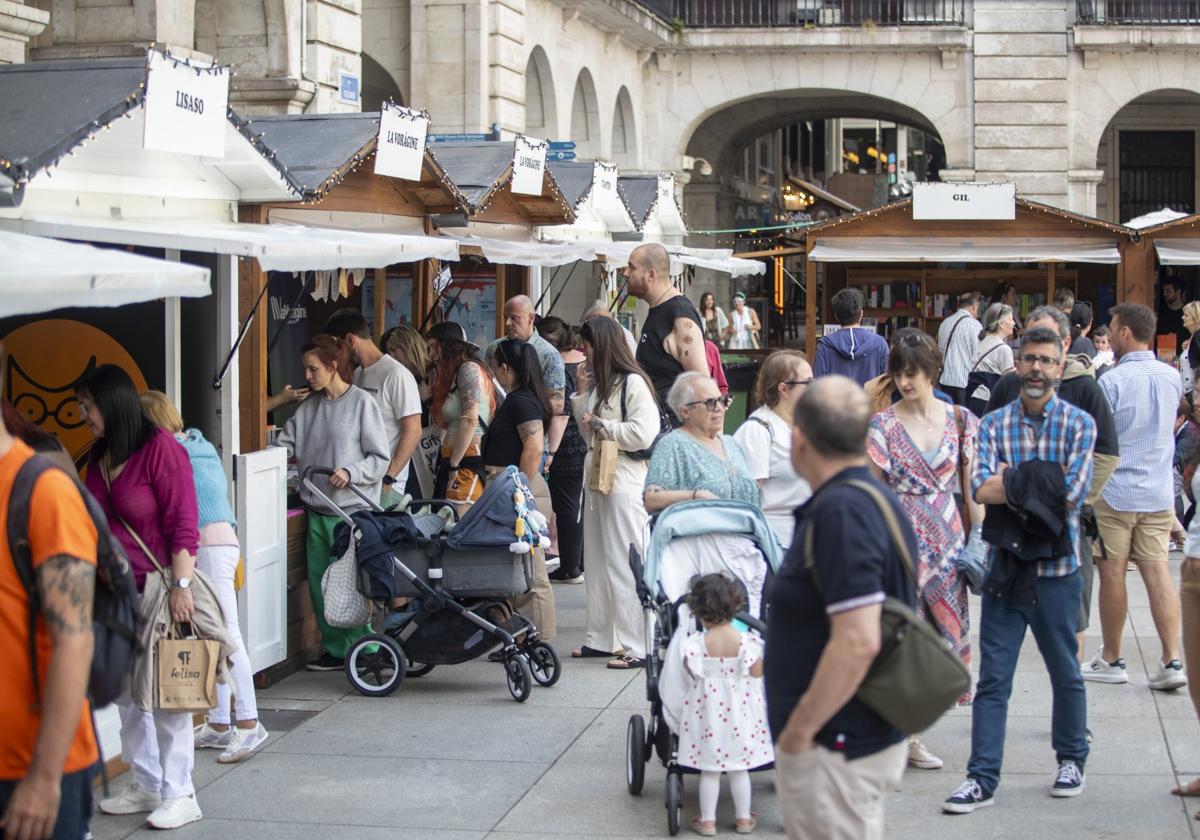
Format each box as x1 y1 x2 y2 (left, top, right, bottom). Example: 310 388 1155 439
525 47 556 138
571 69 600 158
612 86 637 168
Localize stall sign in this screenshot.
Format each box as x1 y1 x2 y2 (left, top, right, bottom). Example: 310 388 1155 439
374 103 429 181
657 174 675 207
913 182 1015 220
143 50 230 159
592 161 619 203
512 135 548 196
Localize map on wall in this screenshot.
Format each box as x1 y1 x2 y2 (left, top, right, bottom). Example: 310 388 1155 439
362 272 415 333
442 274 497 349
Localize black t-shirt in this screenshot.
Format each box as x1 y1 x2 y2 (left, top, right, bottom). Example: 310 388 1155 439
985 371 1119 457
1157 304 1189 355
483 389 544 468
764 466 917 760
637 295 703 425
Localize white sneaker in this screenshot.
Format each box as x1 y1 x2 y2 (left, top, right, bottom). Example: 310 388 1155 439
218 721 270 764
1149 659 1188 691
193 719 234 750
146 795 203 830
98 783 161 815
1081 652 1128 684
908 737 944 770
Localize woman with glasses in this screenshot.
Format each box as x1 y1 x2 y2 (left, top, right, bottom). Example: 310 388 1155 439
866 331 982 773
967 303 1017 416
732 350 813 549
571 317 660 669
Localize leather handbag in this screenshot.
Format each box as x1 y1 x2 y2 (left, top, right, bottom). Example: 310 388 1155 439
803 479 970 735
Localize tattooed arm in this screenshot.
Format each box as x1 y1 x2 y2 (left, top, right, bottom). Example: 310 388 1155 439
517 419 545 483
670 317 709 374
449 362 484 467
2 554 95 840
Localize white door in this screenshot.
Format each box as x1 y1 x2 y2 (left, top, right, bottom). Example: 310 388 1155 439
235 447 288 673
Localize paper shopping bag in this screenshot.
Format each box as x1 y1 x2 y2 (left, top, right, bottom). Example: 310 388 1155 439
157 634 220 713
587 439 619 495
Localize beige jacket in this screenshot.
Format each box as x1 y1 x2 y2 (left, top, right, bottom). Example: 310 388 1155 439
133 567 234 710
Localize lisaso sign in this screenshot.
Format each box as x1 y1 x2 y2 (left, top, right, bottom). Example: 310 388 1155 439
374 103 429 181
142 49 230 159
512 134 548 196
913 182 1016 220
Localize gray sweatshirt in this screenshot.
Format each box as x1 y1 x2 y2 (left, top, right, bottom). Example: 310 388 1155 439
277 385 389 515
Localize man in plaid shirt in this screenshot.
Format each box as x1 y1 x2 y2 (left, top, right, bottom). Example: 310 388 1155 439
944 326 1097 815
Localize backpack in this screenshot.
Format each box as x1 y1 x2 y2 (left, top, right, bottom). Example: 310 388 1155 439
6 454 142 709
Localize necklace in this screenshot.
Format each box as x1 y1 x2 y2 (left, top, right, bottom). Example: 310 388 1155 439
649 286 675 309
897 402 942 433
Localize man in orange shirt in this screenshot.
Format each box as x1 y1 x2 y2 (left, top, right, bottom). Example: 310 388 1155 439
0 340 98 840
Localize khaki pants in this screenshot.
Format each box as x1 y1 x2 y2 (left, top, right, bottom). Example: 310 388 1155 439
776 740 907 840
486 467 556 639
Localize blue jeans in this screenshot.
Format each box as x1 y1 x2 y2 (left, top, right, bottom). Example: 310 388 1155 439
0 766 94 840
967 571 1088 796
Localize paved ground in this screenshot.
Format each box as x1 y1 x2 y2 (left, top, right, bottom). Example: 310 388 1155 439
92 554 1198 839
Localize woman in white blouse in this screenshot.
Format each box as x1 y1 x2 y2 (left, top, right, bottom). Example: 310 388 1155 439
966 304 1016 413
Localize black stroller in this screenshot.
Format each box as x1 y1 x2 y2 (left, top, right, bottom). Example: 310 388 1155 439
303 465 561 702
625 500 783 835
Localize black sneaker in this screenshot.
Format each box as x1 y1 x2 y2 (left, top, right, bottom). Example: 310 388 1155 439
942 778 994 814
306 653 345 672
1051 760 1085 797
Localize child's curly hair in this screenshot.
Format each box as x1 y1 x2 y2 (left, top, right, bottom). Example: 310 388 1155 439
685 573 745 625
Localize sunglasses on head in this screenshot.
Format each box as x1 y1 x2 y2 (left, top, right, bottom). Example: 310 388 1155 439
686 395 734 412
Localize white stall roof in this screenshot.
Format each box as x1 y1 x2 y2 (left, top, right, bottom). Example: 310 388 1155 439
0 230 210 317
442 233 598 267
593 242 766 277
807 236 1122 264
0 215 459 271
1154 238 1200 266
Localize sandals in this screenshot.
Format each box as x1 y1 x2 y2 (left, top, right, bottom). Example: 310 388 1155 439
607 654 646 670
571 645 616 659
1174 779 1200 797
735 813 758 834
690 816 716 837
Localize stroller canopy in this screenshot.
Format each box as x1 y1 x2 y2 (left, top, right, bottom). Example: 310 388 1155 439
446 466 538 550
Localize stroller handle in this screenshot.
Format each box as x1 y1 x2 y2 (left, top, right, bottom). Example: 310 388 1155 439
300 466 387 525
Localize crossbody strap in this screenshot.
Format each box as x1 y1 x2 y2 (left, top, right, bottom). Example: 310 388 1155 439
970 342 1004 372
803 479 918 595
944 312 969 356
102 463 170 582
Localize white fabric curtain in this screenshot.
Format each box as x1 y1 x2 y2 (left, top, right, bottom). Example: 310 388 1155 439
808 236 1122 264
1154 238 1200 266
442 233 598 267
0 230 211 317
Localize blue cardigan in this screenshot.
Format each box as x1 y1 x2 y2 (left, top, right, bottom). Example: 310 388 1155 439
178 429 237 529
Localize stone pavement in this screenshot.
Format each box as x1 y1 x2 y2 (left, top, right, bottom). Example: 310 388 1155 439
92 554 1197 839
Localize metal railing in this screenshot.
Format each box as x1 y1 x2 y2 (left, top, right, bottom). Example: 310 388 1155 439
671 0 967 27
1077 0 1200 23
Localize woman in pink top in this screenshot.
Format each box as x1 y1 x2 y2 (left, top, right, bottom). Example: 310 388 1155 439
77 365 205 831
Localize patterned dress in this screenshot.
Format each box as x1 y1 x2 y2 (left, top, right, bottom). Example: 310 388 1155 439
867 404 976 675
677 634 774 772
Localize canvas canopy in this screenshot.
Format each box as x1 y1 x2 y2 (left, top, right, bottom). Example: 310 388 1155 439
807 236 1122 264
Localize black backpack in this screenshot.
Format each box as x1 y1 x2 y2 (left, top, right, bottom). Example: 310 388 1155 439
6 454 141 709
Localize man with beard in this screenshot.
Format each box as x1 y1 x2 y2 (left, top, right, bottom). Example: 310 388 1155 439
944 326 1096 815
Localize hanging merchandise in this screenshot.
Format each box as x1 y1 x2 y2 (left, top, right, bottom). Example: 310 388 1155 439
511 134 548 196
374 102 429 181
142 47 230 158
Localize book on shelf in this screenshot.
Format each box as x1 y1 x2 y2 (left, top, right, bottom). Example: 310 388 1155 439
855 282 921 312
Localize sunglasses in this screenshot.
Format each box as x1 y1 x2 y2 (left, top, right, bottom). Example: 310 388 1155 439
686 395 734 412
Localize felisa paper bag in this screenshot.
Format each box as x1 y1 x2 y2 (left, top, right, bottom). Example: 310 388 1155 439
157 635 220 713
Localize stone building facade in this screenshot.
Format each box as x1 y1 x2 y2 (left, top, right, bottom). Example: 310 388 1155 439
4 0 1200 226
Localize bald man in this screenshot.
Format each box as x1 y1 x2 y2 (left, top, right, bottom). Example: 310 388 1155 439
487 295 567 471
625 243 707 425
768 375 917 839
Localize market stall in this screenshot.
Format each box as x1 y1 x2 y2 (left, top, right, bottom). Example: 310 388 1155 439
796 190 1141 360
1132 212 1200 359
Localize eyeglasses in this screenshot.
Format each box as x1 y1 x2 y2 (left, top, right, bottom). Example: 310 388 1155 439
685 395 734 412
783 378 813 388
1018 354 1060 368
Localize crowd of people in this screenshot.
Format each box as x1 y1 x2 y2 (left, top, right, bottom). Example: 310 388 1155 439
5 241 1200 839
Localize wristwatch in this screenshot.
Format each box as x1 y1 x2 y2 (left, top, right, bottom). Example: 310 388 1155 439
173 577 192 590
382 475 396 486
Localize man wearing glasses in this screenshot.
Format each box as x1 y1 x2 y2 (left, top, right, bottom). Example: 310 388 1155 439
944 326 1096 814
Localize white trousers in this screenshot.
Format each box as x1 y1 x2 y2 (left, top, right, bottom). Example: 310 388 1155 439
196 544 259 723
581 485 648 658
118 702 195 799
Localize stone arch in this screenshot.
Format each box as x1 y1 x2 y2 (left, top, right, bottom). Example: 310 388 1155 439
525 46 557 138
570 68 601 159
198 0 298 79
612 85 637 169
362 53 404 111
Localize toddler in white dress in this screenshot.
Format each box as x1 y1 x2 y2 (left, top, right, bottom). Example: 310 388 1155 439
679 574 774 836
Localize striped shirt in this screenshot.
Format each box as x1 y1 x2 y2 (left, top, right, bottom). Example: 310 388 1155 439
937 309 982 388
1098 350 1182 512
972 395 1096 577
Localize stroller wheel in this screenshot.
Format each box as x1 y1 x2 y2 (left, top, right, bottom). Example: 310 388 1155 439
626 715 646 795
406 661 436 678
345 634 407 697
666 770 683 836
527 642 561 687
505 655 533 702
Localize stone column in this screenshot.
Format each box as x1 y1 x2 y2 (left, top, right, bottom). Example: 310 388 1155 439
409 0 488 133
0 1 48 64
1067 169 1104 217
33 0 204 61
304 0 362 113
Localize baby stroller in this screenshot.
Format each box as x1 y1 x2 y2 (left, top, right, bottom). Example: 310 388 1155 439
625 500 784 836
302 465 561 703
